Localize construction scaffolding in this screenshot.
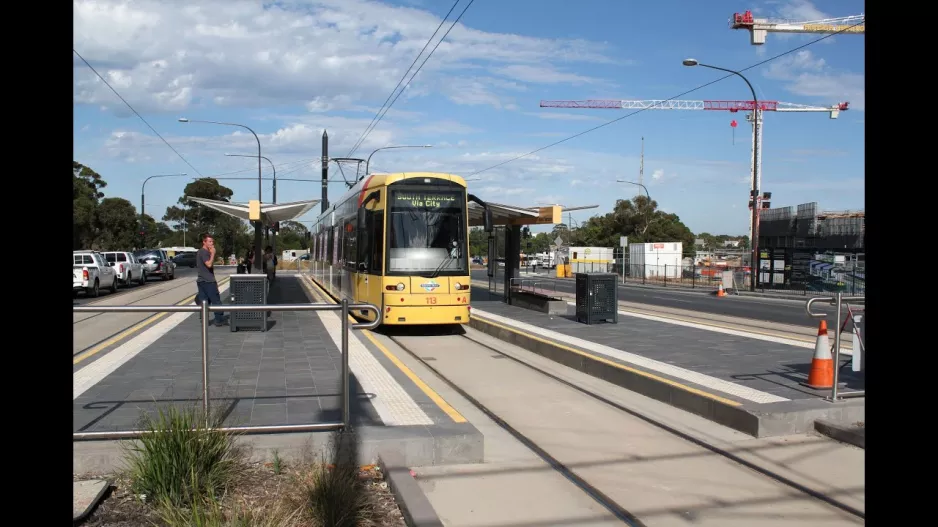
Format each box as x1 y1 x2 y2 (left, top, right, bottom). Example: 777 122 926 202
755 202 865 293
758 202 863 249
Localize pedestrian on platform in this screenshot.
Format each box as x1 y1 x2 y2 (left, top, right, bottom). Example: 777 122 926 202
196 233 226 327
244 248 255 273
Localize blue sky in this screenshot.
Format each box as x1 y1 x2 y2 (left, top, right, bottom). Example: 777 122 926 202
73 0 864 236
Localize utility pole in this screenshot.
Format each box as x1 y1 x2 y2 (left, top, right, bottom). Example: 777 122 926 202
321 130 329 213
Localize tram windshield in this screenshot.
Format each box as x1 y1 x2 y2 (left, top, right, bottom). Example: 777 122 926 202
387 188 467 275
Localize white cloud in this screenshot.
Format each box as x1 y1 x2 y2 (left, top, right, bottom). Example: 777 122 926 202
73 0 615 115
522 112 603 122
763 50 864 110
493 65 600 85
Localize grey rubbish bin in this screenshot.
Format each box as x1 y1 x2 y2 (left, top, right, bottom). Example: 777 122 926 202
575 272 618 325
229 274 268 332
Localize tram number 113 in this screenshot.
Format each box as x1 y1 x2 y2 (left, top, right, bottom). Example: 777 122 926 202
425 297 437 305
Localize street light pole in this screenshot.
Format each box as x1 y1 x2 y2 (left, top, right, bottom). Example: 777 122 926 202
180 118 264 273
140 173 187 248
365 145 432 176
683 58 761 292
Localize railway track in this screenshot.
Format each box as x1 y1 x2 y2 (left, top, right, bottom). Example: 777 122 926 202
72 277 197 325
72 276 230 359
384 329 864 526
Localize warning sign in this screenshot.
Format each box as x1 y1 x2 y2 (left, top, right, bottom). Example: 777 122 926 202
653 243 665 249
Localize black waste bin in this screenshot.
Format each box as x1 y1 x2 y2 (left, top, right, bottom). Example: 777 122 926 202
575 273 618 325
229 274 268 332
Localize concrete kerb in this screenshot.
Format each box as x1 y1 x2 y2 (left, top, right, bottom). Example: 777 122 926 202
73 423 483 474
378 449 445 527
468 314 864 438
814 419 865 449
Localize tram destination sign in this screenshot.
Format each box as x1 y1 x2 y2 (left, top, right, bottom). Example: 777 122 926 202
392 191 459 209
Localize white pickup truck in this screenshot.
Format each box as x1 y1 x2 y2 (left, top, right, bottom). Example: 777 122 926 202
73 250 118 297
103 251 146 286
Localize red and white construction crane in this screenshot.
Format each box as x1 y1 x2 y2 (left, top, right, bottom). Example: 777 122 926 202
730 10 864 45
539 99 849 233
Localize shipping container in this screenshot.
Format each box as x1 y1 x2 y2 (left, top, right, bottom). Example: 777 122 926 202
568 246 614 274
629 242 683 279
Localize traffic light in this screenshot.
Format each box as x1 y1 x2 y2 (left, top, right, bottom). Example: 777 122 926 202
273 221 280 233
305 231 311 241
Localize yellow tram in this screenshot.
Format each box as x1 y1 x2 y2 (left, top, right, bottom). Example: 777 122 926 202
309 172 493 326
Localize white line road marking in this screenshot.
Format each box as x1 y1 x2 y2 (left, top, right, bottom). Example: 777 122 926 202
315 309 435 426
473 308 790 404
73 281 231 400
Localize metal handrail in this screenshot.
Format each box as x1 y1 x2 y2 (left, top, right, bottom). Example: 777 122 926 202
805 293 865 401
73 299 379 440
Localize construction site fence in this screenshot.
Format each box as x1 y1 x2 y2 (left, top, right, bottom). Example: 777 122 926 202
517 262 864 297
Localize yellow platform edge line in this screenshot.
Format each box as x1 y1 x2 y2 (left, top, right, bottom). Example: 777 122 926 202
474 315 744 408
73 277 231 366
299 274 468 423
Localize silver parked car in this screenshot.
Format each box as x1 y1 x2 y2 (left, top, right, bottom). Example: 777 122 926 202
132 249 176 280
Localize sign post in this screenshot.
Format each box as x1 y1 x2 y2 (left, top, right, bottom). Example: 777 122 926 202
619 237 628 280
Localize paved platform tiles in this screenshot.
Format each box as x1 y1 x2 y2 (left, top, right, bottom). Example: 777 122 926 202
73 274 482 472
468 290 864 438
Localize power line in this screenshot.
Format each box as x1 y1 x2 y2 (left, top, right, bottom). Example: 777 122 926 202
348 0 475 157
73 48 204 177
466 22 863 178
347 0 462 157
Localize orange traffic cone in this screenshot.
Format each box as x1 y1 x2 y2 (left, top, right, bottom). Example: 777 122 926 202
716 284 727 297
804 320 834 389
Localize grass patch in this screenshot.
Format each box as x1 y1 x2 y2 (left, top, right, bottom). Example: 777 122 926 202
82 414 403 526
295 427 373 527
121 405 244 508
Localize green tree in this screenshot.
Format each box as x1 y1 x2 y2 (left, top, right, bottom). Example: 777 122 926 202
276 220 310 251
575 195 695 254
95 197 139 250
163 178 241 256
138 214 173 248
469 227 488 258
73 161 108 249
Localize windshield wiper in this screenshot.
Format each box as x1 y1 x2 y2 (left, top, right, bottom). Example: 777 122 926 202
428 251 455 279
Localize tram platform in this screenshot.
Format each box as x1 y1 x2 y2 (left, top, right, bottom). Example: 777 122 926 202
73 273 482 472
467 287 864 438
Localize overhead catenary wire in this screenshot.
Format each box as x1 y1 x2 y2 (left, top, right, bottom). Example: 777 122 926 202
465 21 864 178
73 48 204 177
347 0 475 157
346 0 463 157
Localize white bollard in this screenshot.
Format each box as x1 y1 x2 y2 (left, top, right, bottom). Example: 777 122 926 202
852 314 863 372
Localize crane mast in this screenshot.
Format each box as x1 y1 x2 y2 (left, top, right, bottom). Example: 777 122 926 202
730 10 865 45
539 99 848 234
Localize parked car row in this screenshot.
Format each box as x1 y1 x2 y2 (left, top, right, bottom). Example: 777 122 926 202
73 248 182 298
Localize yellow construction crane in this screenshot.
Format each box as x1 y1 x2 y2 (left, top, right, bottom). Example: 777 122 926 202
731 10 864 45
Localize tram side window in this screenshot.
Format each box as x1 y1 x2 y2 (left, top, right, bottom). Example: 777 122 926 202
370 211 384 274
328 227 335 265
335 226 345 266
344 219 358 271
358 213 370 272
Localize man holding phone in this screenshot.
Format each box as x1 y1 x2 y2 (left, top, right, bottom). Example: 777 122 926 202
196 233 226 327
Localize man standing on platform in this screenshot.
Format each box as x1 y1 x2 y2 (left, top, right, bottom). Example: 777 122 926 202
196 233 226 327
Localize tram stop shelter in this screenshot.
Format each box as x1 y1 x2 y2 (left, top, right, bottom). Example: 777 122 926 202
468 202 596 301
187 197 321 272
191 196 587 302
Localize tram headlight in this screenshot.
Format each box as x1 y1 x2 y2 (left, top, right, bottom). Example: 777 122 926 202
396 283 405 291
454 282 463 290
